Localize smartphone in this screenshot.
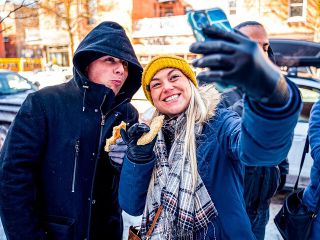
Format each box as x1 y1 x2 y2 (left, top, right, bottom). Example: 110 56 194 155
187 8 232 42
187 8 235 90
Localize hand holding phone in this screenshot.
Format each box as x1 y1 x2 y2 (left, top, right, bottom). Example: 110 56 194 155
187 8 232 42
189 10 285 104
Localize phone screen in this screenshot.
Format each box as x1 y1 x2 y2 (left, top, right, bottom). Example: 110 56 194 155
187 8 232 42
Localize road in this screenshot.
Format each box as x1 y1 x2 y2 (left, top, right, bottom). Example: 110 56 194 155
265 195 284 240
0 195 286 240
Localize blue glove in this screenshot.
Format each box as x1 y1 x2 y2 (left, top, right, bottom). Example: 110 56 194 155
189 26 289 106
120 123 157 163
109 138 127 165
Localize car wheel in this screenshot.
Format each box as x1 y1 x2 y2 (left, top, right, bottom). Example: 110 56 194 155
0 125 9 150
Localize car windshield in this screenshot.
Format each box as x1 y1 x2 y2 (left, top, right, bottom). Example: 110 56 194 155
0 72 34 95
298 84 320 122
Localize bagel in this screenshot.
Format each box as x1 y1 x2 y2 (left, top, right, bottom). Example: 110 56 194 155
137 115 164 145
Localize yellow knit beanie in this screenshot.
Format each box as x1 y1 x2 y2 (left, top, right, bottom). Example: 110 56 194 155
142 55 198 104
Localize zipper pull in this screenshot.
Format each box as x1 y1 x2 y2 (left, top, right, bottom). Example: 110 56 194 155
75 140 80 153
101 115 106 126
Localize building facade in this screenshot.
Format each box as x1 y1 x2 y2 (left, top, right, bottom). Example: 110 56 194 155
130 0 319 67
0 0 319 67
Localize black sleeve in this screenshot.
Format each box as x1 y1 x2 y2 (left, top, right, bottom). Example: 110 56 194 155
0 93 47 240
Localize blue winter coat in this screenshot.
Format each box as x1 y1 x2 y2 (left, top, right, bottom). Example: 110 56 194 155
119 80 301 239
0 22 142 240
303 100 320 238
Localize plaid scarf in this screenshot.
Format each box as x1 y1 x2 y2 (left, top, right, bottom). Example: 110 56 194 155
140 114 218 240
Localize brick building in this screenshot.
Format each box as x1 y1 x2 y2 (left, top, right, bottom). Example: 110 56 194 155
0 24 5 58
131 0 320 66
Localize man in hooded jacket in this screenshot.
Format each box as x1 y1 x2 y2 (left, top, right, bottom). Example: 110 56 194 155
0 21 142 240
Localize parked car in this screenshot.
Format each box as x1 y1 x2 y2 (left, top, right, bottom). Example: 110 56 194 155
285 76 320 188
29 68 73 89
0 70 38 149
270 39 320 189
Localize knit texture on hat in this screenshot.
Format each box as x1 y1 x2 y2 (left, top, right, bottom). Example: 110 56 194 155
142 55 198 104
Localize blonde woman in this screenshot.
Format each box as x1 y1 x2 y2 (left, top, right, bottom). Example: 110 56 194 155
118 28 301 240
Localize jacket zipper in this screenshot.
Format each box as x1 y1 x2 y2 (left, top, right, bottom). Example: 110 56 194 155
86 97 130 238
98 95 108 145
71 140 80 192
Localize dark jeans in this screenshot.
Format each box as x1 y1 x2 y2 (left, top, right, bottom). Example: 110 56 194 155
247 207 270 240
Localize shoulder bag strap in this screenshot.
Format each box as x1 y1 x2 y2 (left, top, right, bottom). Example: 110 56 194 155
146 205 163 240
294 135 309 191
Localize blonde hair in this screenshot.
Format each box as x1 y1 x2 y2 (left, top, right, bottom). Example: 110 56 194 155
151 82 220 189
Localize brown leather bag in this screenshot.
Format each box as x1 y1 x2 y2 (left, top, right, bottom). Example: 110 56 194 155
128 205 163 240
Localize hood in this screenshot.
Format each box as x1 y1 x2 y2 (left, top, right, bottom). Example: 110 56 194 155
73 21 142 101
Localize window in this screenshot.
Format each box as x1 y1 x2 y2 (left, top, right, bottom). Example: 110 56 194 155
229 0 237 15
289 0 306 20
164 7 174 16
0 73 33 94
160 7 174 17
55 3 65 28
87 0 97 25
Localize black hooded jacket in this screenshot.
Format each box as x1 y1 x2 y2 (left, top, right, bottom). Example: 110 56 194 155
0 22 142 240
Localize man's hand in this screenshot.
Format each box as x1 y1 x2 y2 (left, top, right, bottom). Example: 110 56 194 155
120 123 157 163
109 138 127 165
190 26 289 106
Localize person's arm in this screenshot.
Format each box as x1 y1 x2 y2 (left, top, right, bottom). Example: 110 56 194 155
190 26 301 166
308 100 320 177
215 84 300 167
237 79 301 166
309 101 320 200
0 93 47 239
302 100 320 211
118 123 157 216
119 155 155 215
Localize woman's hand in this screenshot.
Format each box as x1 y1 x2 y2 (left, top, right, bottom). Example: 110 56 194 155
120 123 157 163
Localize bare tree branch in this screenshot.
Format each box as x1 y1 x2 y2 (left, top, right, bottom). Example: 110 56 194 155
0 25 12 32
0 0 39 24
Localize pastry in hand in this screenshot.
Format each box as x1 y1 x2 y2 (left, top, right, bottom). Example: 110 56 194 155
137 115 164 145
104 121 126 152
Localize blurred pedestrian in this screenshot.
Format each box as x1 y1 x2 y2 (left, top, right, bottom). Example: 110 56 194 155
303 99 320 239
220 21 289 240
0 21 142 240
118 25 301 239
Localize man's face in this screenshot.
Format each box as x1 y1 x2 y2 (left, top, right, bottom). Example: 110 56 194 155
239 25 269 57
86 55 129 95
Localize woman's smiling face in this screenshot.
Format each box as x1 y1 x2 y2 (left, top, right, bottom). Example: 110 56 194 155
149 68 192 117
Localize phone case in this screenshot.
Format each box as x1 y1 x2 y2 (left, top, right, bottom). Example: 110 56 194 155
187 8 232 41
